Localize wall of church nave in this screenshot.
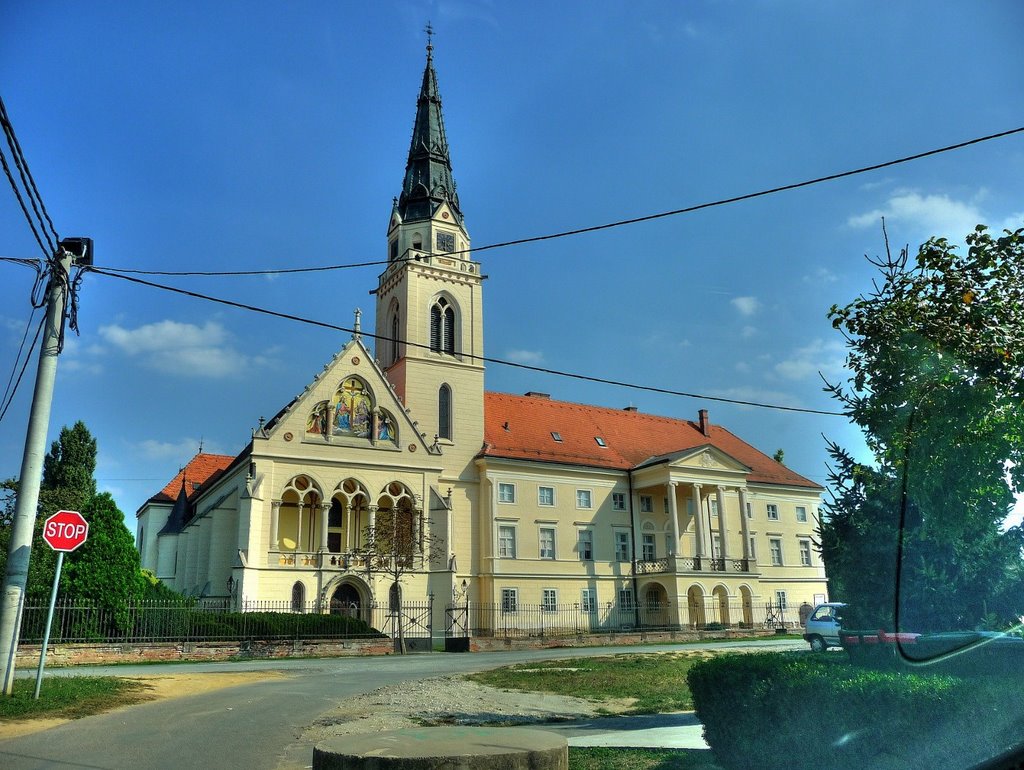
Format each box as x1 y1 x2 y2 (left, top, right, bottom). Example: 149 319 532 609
136 505 169 573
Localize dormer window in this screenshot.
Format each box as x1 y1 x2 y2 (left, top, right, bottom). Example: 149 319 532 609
595 437 607 447
551 432 562 442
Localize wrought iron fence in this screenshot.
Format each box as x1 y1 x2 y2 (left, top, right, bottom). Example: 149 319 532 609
446 598 802 639
17 598 431 645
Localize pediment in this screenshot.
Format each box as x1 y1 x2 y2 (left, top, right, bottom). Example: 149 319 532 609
260 336 436 456
667 445 751 474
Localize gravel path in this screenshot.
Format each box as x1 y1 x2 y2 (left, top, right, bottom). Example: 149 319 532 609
303 673 635 743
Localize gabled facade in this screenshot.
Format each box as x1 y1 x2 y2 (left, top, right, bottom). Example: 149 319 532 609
137 44 827 635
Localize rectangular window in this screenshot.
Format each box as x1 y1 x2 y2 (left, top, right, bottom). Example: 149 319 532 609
538 486 555 506
619 588 634 609
766 504 779 520
542 588 557 612
746 502 753 519
796 505 808 523
642 533 656 561
498 525 517 558
775 590 788 611
799 539 812 566
581 588 596 612
710 498 719 517
612 492 626 510
748 536 757 561
498 482 515 504
639 495 653 513
578 529 593 560
663 497 669 513
576 489 592 509
615 531 631 561
665 532 675 556
712 534 721 559
539 527 556 560
501 588 518 613
769 538 783 566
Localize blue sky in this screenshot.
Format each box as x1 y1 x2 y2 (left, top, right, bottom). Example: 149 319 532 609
1 0 1022 525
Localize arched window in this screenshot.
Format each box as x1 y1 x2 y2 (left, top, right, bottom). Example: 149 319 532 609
390 310 400 364
389 581 401 612
438 384 452 440
291 581 305 613
429 297 456 354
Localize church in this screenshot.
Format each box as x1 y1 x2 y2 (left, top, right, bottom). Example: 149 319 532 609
135 44 827 637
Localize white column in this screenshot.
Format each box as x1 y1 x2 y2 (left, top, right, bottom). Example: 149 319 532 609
319 503 330 552
270 501 281 551
344 503 353 551
716 486 729 559
691 484 705 558
295 503 304 552
667 482 680 556
368 505 378 536
738 488 752 561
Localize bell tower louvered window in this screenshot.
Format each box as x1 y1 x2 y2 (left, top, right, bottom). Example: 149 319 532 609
429 297 456 354
438 383 452 440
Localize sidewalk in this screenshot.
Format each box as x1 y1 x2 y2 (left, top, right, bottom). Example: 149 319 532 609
540 712 709 750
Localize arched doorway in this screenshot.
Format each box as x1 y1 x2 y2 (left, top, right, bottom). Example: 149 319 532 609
330 582 368 624
687 585 706 629
642 582 669 628
712 585 730 627
739 585 754 627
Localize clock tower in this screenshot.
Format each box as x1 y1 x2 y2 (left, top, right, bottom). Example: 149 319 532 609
373 39 485 481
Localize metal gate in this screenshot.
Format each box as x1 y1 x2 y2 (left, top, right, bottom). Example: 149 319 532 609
444 602 469 652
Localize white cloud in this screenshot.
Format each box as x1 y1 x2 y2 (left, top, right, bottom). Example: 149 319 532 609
730 296 760 317
773 339 847 382
847 191 985 239
137 438 224 460
803 267 840 285
740 325 757 339
99 320 272 378
505 349 544 365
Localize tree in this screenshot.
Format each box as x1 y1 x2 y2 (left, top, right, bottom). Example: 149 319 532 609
360 507 445 653
0 422 147 627
772 449 785 465
62 493 146 629
821 225 1024 632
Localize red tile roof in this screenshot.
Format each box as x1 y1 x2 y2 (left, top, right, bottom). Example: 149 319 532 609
482 392 821 489
145 453 236 507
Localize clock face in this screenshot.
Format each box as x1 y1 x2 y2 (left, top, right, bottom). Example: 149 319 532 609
436 232 455 253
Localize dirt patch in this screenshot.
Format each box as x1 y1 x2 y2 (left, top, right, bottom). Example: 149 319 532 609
304 674 636 744
0 670 286 740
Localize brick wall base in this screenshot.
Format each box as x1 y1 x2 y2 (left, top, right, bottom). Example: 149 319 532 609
468 628 778 652
15 637 395 668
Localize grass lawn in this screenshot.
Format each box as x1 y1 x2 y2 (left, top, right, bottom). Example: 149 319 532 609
569 747 722 770
0 676 152 721
468 652 715 713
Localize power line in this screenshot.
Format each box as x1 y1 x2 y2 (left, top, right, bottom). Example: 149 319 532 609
88 266 844 417
0 94 59 255
92 124 1024 277
0 314 44 426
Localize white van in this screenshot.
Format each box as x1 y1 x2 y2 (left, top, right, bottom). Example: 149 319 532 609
803 602 846 652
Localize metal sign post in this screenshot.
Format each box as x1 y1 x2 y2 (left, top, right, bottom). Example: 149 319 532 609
33 510 88 699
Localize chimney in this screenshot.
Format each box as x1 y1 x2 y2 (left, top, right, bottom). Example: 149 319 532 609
698 409 710 437
623 406 638 412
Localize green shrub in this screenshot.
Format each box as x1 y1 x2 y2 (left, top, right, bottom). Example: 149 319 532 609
687 652 1024 769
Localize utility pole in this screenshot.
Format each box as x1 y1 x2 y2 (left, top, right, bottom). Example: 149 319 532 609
0 240 87 695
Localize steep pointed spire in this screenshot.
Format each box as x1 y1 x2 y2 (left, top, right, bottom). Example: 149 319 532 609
397 34 463 227
158 476 190 536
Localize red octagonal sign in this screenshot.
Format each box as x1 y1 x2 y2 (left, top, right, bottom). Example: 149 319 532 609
42 510 89 552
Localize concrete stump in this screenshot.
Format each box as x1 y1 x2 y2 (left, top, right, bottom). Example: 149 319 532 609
313 726 568 770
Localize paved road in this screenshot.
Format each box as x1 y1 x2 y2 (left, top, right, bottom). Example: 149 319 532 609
1 639 802 769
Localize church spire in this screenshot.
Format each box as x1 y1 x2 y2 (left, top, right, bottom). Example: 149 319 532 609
397 30 463 227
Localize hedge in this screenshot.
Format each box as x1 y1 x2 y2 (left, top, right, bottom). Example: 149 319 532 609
687 652 1024 769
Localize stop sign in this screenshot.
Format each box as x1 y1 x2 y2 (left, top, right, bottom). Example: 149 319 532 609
42 510 89 552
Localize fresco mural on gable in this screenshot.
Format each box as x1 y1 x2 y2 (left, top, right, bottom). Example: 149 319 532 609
378 409 397 444
307 400 330 435
333 377 372 438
